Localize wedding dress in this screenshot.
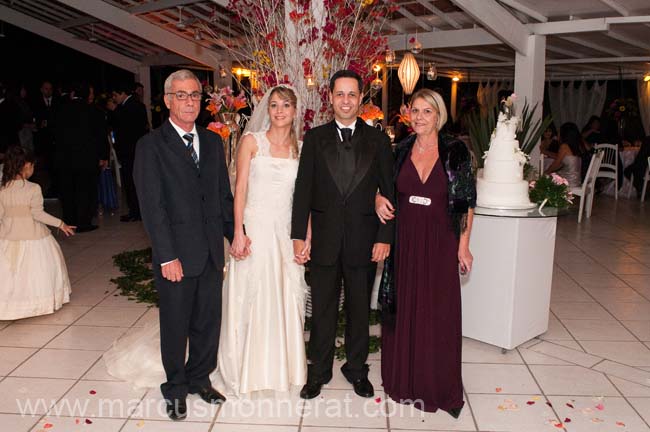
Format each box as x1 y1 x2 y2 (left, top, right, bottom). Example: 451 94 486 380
103 131 308 397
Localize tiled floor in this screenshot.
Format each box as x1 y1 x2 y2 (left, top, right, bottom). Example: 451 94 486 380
1 195 649 431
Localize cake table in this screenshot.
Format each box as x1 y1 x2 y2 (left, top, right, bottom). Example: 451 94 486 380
460 205 565 351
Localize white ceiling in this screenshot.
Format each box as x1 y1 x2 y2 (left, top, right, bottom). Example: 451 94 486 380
2 0 649 81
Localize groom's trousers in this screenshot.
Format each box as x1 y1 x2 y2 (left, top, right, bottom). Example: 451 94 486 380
155 255 222 401
308 259 376 383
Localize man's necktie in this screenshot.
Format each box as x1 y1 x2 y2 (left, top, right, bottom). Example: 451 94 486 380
340 128 353 150
183 133 199 168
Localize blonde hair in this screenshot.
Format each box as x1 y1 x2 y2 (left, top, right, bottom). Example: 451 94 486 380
268 86 299 158
411 88 448 131
163 69 201 94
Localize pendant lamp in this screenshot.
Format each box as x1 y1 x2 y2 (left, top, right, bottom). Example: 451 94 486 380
398 52 420 95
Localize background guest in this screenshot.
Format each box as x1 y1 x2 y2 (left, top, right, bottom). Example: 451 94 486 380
112 84 148 222
545 122 584 188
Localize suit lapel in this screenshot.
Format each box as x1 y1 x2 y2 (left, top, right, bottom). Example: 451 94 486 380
162 121 199 172
346 120 375 198
321 122 345 196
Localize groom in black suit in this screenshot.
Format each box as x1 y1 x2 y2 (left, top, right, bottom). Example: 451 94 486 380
133 70 233 420
292 70 395 399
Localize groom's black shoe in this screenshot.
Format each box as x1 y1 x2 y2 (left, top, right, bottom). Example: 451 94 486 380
300 374 332 399
351 377 374 398
190 386 226 404
165 398 187 421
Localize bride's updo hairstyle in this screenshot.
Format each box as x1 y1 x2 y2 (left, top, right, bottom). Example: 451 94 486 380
268 86 300 159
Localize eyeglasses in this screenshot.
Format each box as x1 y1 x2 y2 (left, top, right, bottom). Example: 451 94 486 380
166 91 202 101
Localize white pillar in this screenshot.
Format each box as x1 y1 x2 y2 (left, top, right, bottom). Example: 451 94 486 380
136 65 152 125
514 35 546 168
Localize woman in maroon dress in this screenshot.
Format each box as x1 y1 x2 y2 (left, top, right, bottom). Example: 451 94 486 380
376 89 476 418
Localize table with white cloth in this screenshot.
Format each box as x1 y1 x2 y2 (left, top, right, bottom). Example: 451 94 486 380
603 147 639 196
459 206 563 351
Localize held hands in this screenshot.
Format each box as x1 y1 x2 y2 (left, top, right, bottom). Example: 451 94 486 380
293 238 311 264
372 242 390 262
162 259 184 282
230 232 252 261
458 245 473 275
58 223 76 237
375 194 395 224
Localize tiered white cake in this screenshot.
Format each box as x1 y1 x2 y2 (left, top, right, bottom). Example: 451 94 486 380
476 113 535 209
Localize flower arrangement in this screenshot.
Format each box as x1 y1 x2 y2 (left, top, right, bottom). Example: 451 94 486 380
207 122 231 141
206 86 248 116
359 103 383 122
397 104 412 128
203 0 397 131
605 97 639 120
529 173 574 209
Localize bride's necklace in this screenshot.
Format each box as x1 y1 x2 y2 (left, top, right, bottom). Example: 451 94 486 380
415 138 437 154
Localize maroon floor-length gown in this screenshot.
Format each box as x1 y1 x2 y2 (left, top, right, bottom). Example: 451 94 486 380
381 154 464 413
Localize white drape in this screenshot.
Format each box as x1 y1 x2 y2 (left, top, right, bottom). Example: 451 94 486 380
547 80 608 129
637 79 650 136
477 80 513 116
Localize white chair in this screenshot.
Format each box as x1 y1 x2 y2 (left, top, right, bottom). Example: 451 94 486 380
594 143 619 199
571 151 604 223
641 157 650 202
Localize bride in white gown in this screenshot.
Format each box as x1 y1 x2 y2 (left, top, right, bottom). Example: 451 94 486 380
103 85 308 397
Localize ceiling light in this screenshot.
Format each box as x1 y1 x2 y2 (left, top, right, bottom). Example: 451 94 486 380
194 28 202 41
398 53 420 95
644 72 650 82
452 75 460 82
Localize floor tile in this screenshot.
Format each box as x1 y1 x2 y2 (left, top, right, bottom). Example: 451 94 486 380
46 326 127 350
10 349 102 379
132 308 159 327
302 428 384 432
0 377 75 414
97 293 152 309
608 376 650 397
463 364 540 394
550 286 594 303
0 413 39 432
628 397 650 425
82 359 121 381
462 338 523 364
0 347 37 375
593 360 650 387
585 287 649 303
74 307 147 327
50 380 147 418
215 389 303 426
528 341 601 367
571 273 629 290
325 360 382 390
539 315 574 340
121 420 215 431
300 390 387 428
529 365 619 396
16 305 91 325
548 395 650 432
561 319 637 341
580 341 650 366
622 321 650 341
385 396 475 431
517 347 571 365
468 394 557 432
550 303 614 321
33 416 126 431
0 324 67 348
602 302 650 321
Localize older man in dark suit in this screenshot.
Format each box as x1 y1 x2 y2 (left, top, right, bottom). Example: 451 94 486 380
292 70 395 400
133 70 234 421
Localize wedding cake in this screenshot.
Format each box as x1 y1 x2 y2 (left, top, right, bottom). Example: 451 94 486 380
476 112 535 209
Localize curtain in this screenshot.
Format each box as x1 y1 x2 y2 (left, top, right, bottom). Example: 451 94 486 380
548 80 608 130
638 79 650 136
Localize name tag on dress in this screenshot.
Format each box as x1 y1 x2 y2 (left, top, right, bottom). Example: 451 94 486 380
409 195 431 206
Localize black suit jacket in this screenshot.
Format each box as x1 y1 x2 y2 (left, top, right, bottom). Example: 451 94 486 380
114 96 148 161
291 119 395 266
52 99 109 169
133 120 234 277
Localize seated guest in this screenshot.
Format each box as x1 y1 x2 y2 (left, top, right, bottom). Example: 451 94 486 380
540 125 559 158
582 115 603 146
624 136 650 198
545 122 584 188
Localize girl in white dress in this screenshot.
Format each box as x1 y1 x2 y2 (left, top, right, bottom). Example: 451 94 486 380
0 146 76 320
104 85 308 397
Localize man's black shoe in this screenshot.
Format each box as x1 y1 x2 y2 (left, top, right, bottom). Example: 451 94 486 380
300 375 332 399
351 377 374 398
76 225 98 233
190 387 226 404
165 399 187 421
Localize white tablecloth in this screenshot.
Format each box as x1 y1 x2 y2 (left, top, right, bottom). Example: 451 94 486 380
603 148 639 197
